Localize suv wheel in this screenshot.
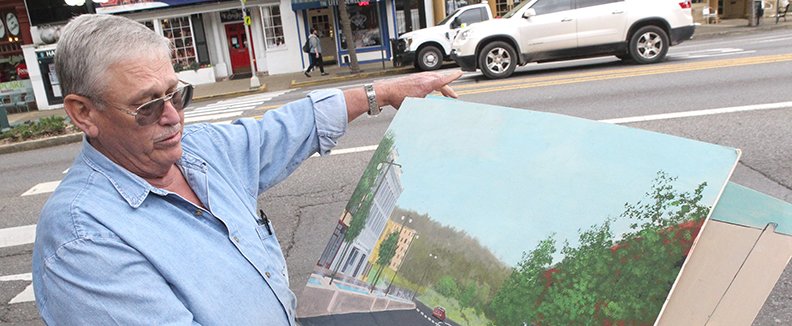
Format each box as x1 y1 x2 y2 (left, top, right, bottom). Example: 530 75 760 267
479 41 517 79
629 26 669 64
417 46 443 71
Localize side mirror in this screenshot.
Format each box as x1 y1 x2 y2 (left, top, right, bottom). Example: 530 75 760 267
522 8 537 19
451 17 461 29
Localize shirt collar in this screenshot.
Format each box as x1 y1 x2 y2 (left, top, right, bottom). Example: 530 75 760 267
78 137 207 208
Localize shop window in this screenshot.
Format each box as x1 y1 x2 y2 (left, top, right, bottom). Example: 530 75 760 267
161 16 198 71
395 0 427 34
142 20 155 31
340 3 382 50
496 0 522 17
261 5 286 50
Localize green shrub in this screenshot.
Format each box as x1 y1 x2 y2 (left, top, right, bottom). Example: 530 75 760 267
1 116 70 142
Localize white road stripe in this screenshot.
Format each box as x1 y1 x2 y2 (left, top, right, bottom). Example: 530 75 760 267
9 284 34 304
185 112 243 123
0 273 32 282
0 225 36 249
21 181 60 197
600 101 792 124
185 106 255 117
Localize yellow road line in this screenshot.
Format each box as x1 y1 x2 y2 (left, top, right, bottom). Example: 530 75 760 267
455 54 792 96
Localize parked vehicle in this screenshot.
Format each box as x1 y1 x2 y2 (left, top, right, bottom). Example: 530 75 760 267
392 4 493 71
432 306 447 321
451 0 695 79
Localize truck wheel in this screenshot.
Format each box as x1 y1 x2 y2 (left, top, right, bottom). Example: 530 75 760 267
417 46 443 71
628 26 669 64
478 41 516 79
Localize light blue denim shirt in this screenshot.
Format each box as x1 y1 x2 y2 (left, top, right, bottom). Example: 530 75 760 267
32 89 348 325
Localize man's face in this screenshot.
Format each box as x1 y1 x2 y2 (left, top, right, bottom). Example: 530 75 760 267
89 55 184 179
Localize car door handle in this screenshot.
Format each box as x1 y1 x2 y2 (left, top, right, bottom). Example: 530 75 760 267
612 11 624 14
561 18 574 22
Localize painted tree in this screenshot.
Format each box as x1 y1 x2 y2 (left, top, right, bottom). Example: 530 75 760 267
330 132 394 282
490 172 710 325
369 231 400 290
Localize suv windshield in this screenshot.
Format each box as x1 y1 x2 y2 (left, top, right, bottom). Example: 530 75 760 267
438 8 462 25
502 0 531 18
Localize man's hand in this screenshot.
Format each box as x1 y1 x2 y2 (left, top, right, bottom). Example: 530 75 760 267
375 70 464 109
343 70 464 122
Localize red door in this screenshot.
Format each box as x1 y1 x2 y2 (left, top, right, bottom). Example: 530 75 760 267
225 23 251 73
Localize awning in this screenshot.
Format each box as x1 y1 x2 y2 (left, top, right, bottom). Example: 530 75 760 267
291 0 380 11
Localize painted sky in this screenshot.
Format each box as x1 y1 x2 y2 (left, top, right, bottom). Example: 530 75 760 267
386 97 739 267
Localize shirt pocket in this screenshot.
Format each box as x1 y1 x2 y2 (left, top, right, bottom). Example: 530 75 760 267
255 223 289 283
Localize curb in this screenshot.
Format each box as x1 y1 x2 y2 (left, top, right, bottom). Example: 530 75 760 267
289 67 415 89
694 22 792 40
192 84 268 102
0 132 83 155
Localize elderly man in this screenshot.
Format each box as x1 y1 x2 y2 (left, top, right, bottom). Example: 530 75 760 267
32 14 461 325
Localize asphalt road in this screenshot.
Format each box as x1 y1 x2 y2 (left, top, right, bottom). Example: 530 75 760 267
1 29 791 324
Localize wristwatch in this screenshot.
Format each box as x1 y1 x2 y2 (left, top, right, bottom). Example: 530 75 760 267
364 83 381 116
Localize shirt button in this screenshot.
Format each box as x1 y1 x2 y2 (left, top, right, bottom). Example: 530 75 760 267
232 236 239 243
265 272 271 278
194 209 203 217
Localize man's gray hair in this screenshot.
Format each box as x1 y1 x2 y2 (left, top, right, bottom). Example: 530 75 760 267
55 14 172 104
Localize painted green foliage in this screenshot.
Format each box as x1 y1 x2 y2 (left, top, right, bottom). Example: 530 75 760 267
490 172 710 325
345 132 395 242
377 231 401 267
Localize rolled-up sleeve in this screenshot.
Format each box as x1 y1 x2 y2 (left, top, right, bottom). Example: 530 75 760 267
310 89 348 156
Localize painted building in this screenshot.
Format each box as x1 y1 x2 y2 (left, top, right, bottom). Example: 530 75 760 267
365 218 417 277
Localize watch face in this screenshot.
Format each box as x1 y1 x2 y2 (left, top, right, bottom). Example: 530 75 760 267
6 13 19 36
0 19 5 39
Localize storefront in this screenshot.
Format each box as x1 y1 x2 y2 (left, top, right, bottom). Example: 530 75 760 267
22 0 304 110
0 0 34 112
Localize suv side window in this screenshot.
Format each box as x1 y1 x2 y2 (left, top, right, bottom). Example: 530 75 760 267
458 8 487 25
576 0 622 9
531 0 572 15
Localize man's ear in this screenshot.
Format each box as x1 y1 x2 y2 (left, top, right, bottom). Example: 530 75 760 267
63 94 100 138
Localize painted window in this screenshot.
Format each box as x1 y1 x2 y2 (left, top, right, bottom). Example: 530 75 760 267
261 5 286 49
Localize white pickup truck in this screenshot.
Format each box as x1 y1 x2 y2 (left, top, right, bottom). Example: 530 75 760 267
392 4 493 71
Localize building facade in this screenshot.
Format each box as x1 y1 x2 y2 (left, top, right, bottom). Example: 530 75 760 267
0 0 34 113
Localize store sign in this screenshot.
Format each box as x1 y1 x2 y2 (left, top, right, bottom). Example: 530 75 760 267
36 49 56 60
96 0 235 14
220 9 251 23
16 63 28 79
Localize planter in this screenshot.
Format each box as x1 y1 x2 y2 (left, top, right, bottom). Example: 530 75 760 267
176 67 216 85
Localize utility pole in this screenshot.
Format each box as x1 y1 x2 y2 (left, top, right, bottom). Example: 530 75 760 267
749 0 758 26
240 0 261 89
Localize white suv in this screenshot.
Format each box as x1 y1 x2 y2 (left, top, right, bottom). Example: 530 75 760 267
450 0 695 79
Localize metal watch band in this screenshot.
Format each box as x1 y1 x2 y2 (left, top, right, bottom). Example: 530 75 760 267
364 83 380 116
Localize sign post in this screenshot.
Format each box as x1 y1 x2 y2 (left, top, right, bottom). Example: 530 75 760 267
240 0 261 89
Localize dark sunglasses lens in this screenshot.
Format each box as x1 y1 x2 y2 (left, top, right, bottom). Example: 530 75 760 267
135 100 165 125
179 85 193 110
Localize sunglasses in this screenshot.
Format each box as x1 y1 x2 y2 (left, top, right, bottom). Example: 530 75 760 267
105 82 194 126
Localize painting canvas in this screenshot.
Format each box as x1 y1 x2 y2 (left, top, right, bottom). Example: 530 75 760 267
297 97 740 325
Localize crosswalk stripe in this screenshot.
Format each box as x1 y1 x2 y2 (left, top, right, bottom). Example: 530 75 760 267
185 112 243 124
21 181 60 197
185 105 256 117
9 284 34 304
0 274 35 305
0 225 36 248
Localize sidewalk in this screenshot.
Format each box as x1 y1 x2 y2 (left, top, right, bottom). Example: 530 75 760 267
2 17 791 153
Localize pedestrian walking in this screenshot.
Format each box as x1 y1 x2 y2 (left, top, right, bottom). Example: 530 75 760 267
31 14 462 325
304 28 328 77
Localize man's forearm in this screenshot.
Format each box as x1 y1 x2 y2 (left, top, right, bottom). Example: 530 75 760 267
343 83 390 122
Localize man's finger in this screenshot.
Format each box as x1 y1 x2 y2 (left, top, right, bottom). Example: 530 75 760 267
442 70 464 84
439 85 458 98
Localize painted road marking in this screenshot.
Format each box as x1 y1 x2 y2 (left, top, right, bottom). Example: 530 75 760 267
453 54 792 96
0 273 34 304
0 225 36 249
185 111 244 124
20 181 60 197
600 101 792 124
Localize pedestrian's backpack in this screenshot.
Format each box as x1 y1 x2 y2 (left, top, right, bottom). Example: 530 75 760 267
302 40 310 53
